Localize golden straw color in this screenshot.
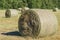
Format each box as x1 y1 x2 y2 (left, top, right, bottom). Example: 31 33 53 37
5 9 18 18
18 9 58 38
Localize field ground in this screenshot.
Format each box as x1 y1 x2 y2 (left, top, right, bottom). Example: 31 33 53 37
0 10 60 40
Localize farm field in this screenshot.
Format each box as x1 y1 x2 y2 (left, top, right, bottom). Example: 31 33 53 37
0 10 60 40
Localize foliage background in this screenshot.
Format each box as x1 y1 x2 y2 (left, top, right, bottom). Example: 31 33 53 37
0 0 59 9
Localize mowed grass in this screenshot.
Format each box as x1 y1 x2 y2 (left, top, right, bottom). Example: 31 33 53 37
0 10 60 40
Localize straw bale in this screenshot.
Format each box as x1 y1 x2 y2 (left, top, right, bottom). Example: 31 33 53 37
18 9 58 38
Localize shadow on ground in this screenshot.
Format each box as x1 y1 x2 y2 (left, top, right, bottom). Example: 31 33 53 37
1 31 22 36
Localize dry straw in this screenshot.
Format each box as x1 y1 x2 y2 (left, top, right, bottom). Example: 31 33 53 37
5 9 18 18
18 9 58 38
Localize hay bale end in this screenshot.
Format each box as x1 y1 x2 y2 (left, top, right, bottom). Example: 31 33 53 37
5 9 18 18
18 9 58 38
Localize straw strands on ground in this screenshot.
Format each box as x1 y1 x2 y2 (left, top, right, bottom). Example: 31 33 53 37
18 9 58 38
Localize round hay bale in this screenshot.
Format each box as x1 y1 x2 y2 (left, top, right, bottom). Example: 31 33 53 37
5 9 18 18
18 7 29 11
18 9 58 38
21 7 29 14
18 8 22 11
17 8 22 14
53 8 58 12
23 7 29 10
17 7 29 14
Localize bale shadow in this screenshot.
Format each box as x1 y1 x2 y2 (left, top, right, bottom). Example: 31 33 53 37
1 31 22 36
1 31 33 39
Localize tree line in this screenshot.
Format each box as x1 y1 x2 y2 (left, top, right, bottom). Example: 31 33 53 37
0 0 59 9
